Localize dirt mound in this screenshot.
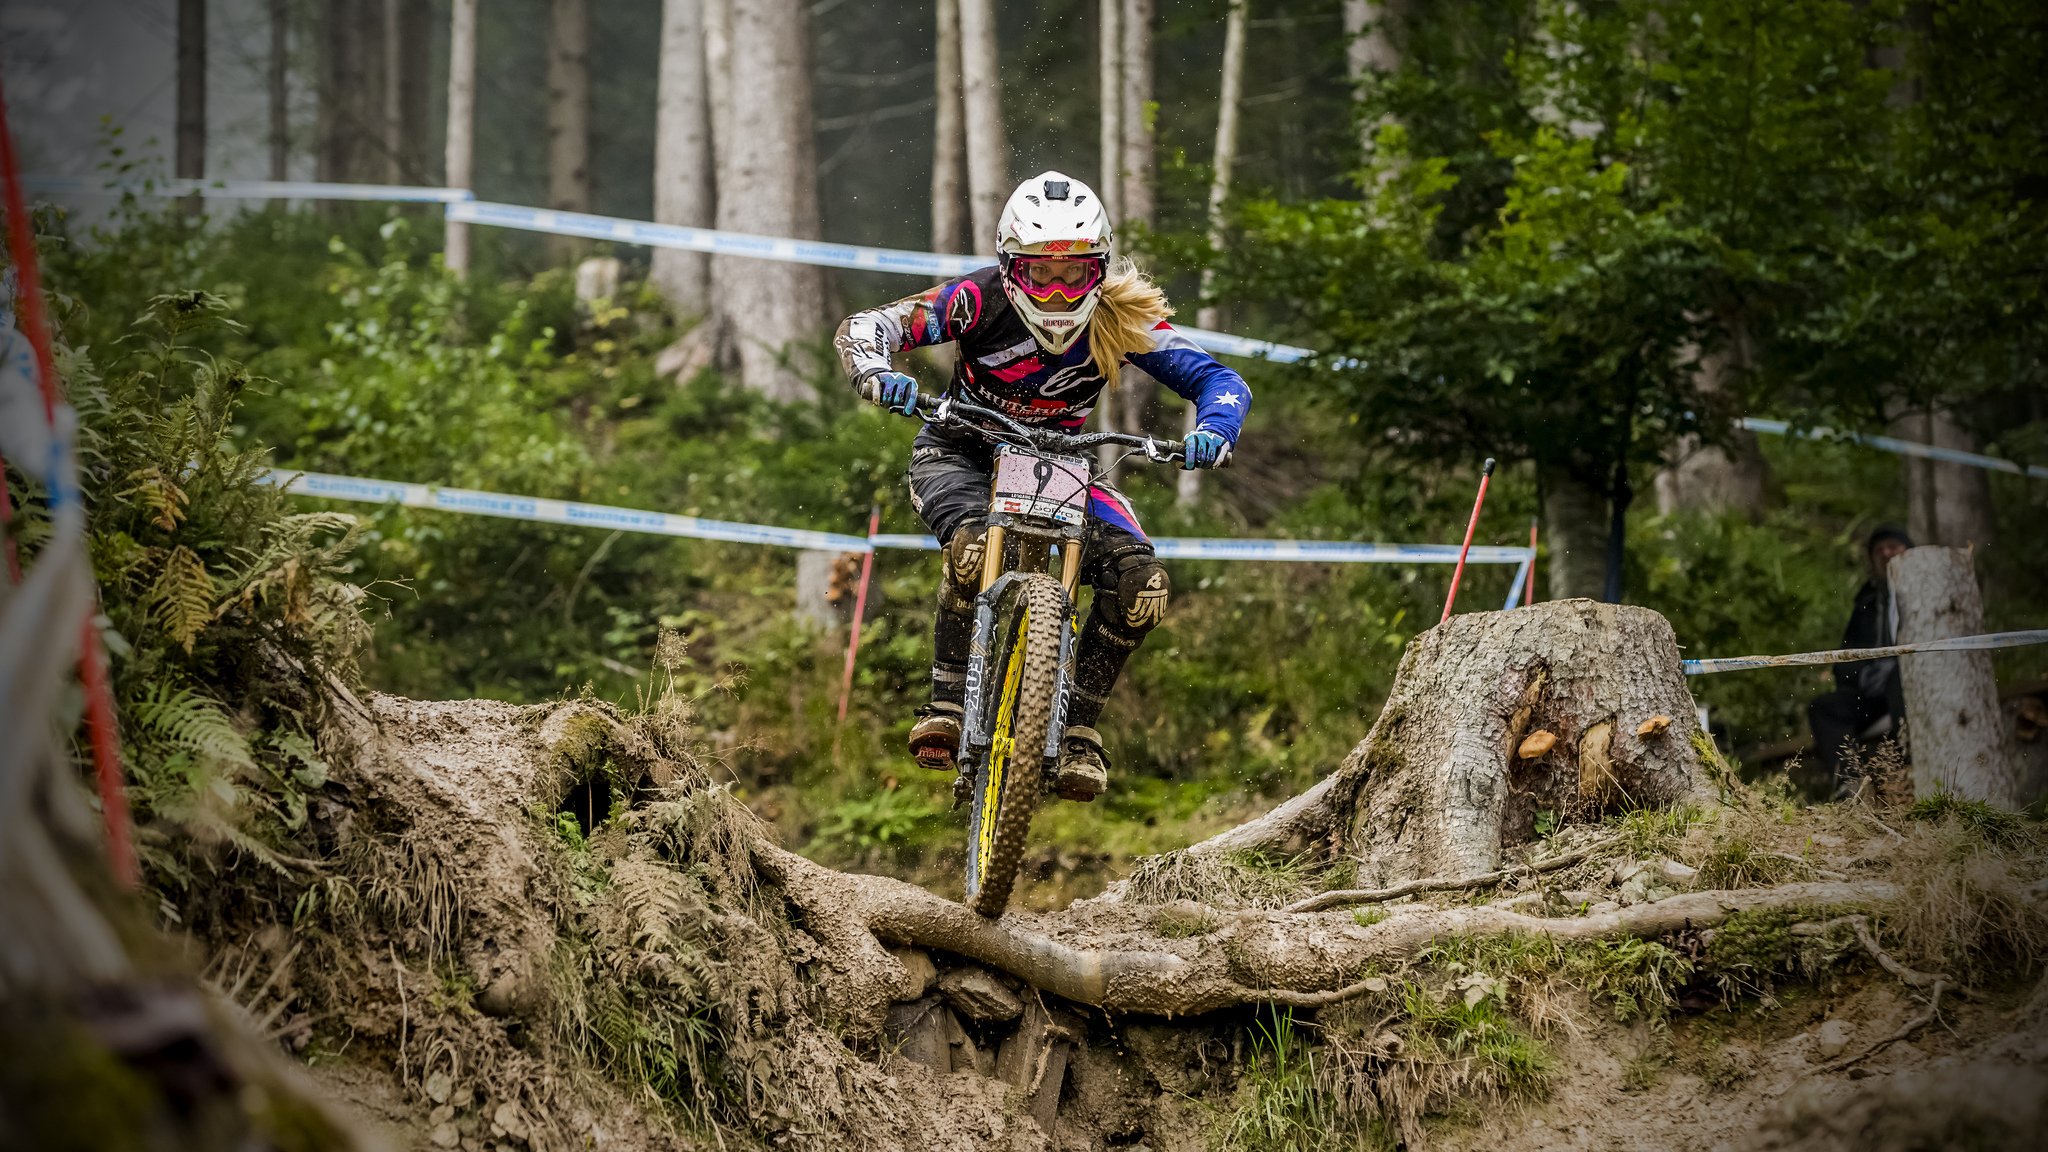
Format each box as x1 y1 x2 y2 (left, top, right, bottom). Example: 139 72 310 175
273 684 2048 1152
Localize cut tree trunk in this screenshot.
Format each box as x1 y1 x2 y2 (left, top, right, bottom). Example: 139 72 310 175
958 0 1007 249
1542 468 1609 601
548 0 592 260
1890 546 2020 808
715 0 823 402
443 0 478 277
652 0 714 316
1166 600 1717 883
1182 0 1247 509
931 0 967 255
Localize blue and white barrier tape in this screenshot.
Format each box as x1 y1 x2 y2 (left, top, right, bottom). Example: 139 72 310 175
265 468 1535 572
24 176 477 204
265 469 874 552
1740 418 2048 481
448 200 989 279
1683 629 2048 675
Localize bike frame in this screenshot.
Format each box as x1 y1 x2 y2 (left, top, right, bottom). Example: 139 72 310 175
908 393 1182 779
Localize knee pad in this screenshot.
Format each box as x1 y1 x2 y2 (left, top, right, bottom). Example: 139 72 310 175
939 524 988 611
1107 560 1169 634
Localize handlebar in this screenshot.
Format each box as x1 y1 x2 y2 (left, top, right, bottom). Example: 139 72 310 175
907 391 1186 464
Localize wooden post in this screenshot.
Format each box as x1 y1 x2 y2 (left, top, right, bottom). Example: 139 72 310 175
1890 546 2020 807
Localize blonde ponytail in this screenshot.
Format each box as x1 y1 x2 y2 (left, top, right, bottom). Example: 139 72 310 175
1087 257 1173 390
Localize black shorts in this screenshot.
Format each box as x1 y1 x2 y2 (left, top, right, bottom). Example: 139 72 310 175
906 428 1155 583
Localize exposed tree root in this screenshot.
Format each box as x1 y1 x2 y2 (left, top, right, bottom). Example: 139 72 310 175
760 839 1900 1018
1286 839 1618 913
1808 981 1947 1077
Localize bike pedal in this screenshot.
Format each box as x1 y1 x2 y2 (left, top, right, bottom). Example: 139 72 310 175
1051 762 1107 803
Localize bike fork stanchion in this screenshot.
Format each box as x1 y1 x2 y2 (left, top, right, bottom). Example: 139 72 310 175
1440 457 1496 625
835 505 882 726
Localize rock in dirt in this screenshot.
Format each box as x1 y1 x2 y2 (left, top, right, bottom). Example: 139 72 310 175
885 995 953 1073
936 966 1025 1022
426 1069 453 1104
1815 1018 1856 1060
888 947 938 1001
430 1121 461 1148
1656 858 1700 884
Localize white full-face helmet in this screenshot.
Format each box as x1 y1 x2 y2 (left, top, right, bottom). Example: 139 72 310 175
995 171 1114 354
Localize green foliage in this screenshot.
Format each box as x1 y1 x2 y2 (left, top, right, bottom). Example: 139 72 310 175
1907 793 2034 849
1391 975 1551 1100
1611 805 1706 860
1423 932 1693 1026
1224 1010 1369 1152
17 289 367 900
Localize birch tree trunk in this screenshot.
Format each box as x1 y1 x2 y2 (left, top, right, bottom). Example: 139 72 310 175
268 0 288 181
444 0 478 277
715 0 824 402
1543 469 1609 601
1115 0 1156 439
652 0 715 317
1182 0 1247 508
1890 547 2020 808
931 0 968 255
177 0 207 186
1097 0 1122 223
958 0 1008 250
548 0 593 260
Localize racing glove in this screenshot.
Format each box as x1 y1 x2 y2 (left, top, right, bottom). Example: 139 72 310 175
1181 429 1233 470
861 370 920 416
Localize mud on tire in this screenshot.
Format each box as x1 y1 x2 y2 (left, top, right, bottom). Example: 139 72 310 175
963 575 1066 917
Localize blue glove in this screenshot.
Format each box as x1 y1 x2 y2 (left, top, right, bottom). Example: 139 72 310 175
866 370 920 416
1182 429 1232 470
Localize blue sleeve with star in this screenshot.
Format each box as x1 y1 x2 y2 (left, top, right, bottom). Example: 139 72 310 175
1126 321 1252 443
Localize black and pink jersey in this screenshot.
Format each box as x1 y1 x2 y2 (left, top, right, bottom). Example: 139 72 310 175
834 265 1252 443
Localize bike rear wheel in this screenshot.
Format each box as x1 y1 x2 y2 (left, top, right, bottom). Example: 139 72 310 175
963 575 1066 917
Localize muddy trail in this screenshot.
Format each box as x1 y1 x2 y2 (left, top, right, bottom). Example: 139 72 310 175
10 602 2048 1151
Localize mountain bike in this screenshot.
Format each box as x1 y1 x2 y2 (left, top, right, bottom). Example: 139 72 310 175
900 392 1183 917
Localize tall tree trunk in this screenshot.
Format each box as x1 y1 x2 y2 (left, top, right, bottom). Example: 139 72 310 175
177 0 207 188
958 0 1007 250
931 0 967 255
1655 318 1771 518
319 0 383 185
397 1 431 183
548 0 592 259
1890 547 2019 807
382 0 403 182
1542 468 1609 601
1895 408 1997 555
444 0 478 277
267 0 288 181
715 0 823 402
1182 0 1247 508
1115 0 1156 439
1097 0 1122 224
653 0 715 316
1342 0 1401 161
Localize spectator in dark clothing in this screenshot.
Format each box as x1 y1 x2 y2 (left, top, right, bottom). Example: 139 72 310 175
1807 526 1913 792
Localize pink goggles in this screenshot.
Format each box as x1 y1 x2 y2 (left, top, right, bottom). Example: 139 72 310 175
1008 254 1106 305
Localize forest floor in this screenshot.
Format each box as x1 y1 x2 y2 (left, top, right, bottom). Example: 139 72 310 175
221 685 2045 1152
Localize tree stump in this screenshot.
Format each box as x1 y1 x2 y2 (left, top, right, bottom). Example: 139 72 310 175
1345 599 1714 884
1179 600 1718 885
1890 546 2020 808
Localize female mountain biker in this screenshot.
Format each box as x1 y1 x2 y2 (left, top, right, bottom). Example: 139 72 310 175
834 170 1251 802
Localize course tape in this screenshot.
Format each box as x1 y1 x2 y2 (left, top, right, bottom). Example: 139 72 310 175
1683 629 2048 675
24 175 476 203
1740 418 2048 481
266 468 1534 567
448 200 990 279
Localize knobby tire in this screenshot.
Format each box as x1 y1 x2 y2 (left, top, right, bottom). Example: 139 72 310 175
964 575 1065 918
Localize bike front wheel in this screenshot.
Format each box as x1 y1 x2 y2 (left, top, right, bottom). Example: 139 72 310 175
963 574 1066 917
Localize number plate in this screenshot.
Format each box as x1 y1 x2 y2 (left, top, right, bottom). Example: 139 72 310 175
990 446 1090 526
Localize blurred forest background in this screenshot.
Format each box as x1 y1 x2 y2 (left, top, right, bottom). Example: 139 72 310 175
10 0 2046 895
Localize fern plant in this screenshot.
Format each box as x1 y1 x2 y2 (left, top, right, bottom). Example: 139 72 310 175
15 290 367 900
